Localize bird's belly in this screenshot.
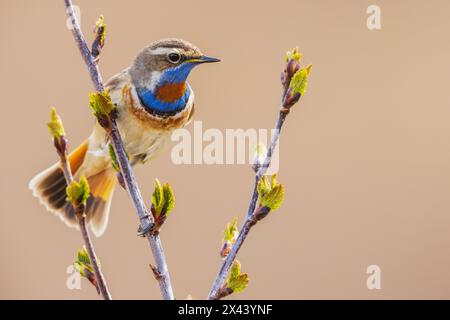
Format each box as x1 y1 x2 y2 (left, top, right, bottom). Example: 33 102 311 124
117 109 170 163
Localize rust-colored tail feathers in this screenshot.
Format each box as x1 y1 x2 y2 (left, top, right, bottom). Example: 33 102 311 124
28 140 116 237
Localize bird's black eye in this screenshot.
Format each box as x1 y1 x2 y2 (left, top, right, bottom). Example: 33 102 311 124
168 52 181 63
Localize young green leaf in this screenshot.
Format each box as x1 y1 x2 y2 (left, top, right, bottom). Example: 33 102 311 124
89 91 115 117
259 184 285 210
257 174 285 211
66 176 91 206
151 179 175 217
161 183 175 216
223 217 238 244
257 176 271 197
289 64 312 96
151 178 163 215
74 246 94 276
271 174 279 188
73 246 100 291
226 260 249 293
77 246 91 266
47 107 65 139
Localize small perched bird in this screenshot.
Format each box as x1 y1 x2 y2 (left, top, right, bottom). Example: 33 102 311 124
29 38 219 237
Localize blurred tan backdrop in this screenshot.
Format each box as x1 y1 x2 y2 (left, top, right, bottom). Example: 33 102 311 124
2 0 450 299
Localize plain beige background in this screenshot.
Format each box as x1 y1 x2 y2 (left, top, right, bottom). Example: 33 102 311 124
1 0 450 299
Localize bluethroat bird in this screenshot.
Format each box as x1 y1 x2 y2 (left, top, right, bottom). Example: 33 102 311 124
29 39 219 236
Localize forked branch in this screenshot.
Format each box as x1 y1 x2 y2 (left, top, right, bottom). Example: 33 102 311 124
48 108 111 300
63 0 174 300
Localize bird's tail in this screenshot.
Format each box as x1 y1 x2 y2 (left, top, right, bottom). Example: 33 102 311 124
28 140 117 237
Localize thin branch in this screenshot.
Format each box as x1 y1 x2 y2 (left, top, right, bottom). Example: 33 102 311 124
78 209 111 299
64 0 104 92
63 0 174 300
208 112 286 300
51 117 111 300
208 50 310 299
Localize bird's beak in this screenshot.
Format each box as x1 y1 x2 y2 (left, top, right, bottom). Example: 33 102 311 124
188 55 221 64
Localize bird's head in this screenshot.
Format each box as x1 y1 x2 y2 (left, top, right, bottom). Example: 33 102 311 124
130 38 219 115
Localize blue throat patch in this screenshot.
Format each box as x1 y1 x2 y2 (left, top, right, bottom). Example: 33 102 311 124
137 84 190 116
161 61 197 83
137 62 197 116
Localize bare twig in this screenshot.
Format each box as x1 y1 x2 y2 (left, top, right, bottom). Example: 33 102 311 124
208 50 311 299
208 113 285 300
63 0 174 299
78 209 111 299
50 110 111 300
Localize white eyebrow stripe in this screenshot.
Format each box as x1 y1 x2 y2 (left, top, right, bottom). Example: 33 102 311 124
148 47 178 55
